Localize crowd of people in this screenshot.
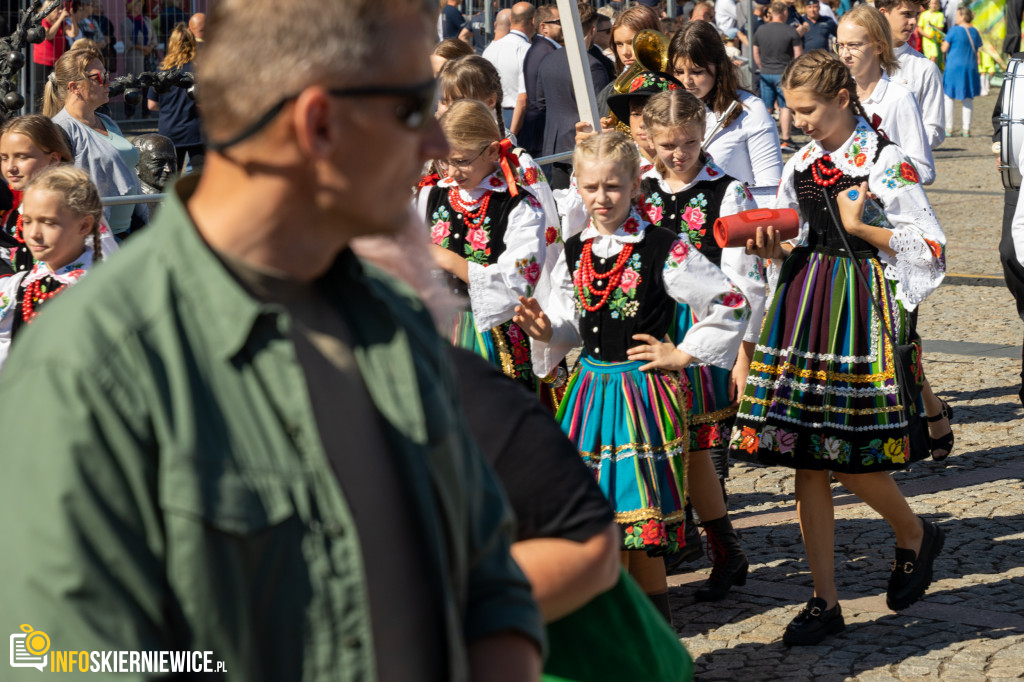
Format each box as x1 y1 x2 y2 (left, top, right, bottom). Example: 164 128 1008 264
0 0 1014 679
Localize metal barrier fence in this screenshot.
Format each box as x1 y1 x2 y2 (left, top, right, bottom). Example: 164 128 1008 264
102 149 575 209
18 0 212 117
102 194 163 206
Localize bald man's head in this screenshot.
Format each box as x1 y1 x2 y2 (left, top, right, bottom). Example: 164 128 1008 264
493 8 512 39
188 12 205 40
511 1 536 29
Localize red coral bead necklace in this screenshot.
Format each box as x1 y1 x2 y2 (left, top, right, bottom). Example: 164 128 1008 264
448 187 492 231
811 154 844 187
21 277 66 323
577 241 634 312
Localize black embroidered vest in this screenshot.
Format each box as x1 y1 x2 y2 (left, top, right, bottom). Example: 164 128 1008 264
640 175 733 267
794 136 894 257
564 226 678 362
425 185 526 296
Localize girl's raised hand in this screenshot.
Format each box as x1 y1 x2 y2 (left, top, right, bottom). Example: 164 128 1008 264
745 225 785 260
575 121 597 146
513 296 553 342
836 181 869 235
627 334 694 372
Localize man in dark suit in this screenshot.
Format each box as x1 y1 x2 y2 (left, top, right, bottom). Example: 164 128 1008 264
589 43 615 82
537 2 612 188
520 4 562 157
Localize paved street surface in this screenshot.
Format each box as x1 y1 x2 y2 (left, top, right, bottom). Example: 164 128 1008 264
668 92 1024 680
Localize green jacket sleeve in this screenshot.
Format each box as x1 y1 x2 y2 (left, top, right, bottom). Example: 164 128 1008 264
0 357 177 680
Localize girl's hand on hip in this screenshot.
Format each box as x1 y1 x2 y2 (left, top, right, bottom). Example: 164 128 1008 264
628 334 693 372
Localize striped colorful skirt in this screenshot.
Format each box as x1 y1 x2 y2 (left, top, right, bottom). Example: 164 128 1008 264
556 356 691 555
672 302 738 451
451 310 560 408
730 248 916 473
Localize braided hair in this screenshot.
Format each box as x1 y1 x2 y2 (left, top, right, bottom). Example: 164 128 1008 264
438 56 508 138
642 90 708 176
23 165 104 263
780 49 873 129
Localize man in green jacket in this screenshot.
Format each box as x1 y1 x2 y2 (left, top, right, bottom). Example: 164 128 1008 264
0 0 544 679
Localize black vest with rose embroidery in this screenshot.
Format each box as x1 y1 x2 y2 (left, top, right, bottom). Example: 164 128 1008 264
564 225 678 363
640 174 733 268
795 135 895 257
425 184 526 268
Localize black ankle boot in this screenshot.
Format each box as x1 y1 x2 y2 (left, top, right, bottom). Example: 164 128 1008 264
647 591 675 628
665 503 703 574
694 515 748 602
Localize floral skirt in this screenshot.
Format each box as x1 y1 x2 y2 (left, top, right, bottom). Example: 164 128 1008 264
556 356 691 556
730 249 915 473
672 302 738 451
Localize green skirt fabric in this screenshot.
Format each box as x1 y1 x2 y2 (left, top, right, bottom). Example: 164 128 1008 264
543 568 693 682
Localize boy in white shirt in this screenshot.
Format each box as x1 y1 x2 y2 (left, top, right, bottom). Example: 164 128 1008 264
877 0 946 149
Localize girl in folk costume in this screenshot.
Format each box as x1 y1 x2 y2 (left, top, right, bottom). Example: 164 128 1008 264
0 115 118 274
514 132 750 622
0 166 106 371
559 72 685 241
639 89 767 601
839 8 953 455
732 51 947 646
431 55 563 298
416 99 552 396
838 6 936 184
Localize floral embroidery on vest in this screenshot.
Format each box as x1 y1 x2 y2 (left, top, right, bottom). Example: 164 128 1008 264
572 251 643 319
464 218 493 264
641 192 664 226
681 193 708 245
430 205 452 248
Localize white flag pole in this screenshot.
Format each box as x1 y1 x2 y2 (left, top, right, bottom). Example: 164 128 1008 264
555 0 602 133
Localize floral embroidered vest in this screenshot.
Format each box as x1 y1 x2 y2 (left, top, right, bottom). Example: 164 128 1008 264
795 135 896 257
564 225 678 362
640 175 731 268
425 185 525 269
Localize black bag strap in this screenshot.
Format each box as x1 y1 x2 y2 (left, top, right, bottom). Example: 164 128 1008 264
820 186 902 351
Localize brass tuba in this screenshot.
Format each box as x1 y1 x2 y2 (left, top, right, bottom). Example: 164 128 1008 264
608 30 671 133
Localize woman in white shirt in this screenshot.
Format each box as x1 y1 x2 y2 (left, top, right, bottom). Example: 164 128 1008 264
668 20 784 189
838 5 935 184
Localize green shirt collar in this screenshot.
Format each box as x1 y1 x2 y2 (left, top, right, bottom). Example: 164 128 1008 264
156 176 371 362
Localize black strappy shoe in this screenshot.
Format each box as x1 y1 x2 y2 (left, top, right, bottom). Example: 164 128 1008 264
925 399 954 462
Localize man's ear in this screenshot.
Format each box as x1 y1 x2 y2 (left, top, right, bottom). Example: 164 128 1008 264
292 86 333 159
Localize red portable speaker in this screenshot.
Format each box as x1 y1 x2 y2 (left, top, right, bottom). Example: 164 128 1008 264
713 208 801 248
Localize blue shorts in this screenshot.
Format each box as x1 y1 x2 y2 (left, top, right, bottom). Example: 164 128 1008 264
760 73 786 110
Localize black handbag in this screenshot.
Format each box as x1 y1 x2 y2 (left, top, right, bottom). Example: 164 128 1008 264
821 187 931 463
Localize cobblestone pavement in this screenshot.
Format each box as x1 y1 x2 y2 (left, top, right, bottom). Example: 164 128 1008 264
667 93 1024 680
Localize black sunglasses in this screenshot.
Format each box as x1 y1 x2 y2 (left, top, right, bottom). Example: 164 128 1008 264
207 79 438 152
543 19 561 25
